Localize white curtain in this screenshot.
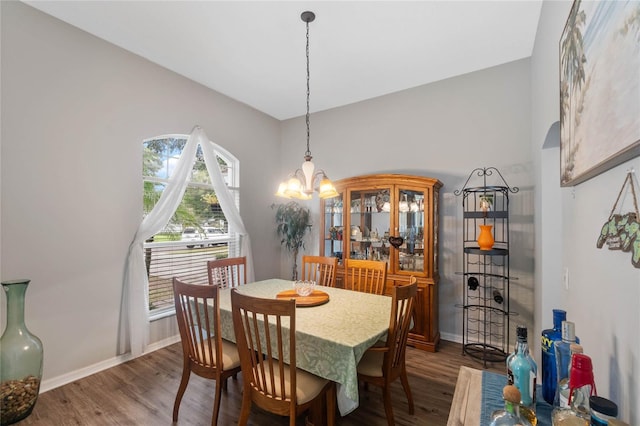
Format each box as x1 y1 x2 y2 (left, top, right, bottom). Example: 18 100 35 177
121 126 254 357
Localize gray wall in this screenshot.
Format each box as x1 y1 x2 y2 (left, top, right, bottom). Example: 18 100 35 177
2 2 638 422
1 2 282 384
280 58 535 345
532 1 640 422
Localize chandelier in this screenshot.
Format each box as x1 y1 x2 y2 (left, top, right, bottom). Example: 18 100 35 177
276 11 338 200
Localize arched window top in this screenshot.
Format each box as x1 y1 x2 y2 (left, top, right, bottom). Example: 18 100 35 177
143 134 239 190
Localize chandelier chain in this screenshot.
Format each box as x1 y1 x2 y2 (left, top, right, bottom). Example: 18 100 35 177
275 11 337 199
305 17 311 158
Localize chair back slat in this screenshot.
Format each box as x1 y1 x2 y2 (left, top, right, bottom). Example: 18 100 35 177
173 279 223 369
387 277 418 374
301 255 338 287
231 289 297 412
172 278 242 425
356 276 417 424
344 258 388 294
207 256 247 288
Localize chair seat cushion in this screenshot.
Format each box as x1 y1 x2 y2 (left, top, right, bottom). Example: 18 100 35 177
198 338 241 370
357 349 384 377
220 338 241 369
254 364 329 404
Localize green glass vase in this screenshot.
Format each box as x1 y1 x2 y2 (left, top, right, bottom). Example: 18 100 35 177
1 279 43 425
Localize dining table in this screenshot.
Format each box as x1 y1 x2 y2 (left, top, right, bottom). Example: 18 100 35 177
213 278 393 416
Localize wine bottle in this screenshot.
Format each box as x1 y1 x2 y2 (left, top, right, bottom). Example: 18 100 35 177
467 276 479 290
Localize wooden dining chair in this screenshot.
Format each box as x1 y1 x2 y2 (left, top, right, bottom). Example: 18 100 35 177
207 256 247 288
230 289 336 426
172 278 241 426
357 277 417 426
301 255 338 287
344 258 388 295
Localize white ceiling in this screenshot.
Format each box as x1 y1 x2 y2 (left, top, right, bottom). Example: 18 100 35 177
24 1 543 120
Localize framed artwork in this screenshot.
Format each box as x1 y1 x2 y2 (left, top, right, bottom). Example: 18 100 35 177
560 0 640 187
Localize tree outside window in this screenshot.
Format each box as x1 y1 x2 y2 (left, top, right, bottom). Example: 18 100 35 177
143 136 239 316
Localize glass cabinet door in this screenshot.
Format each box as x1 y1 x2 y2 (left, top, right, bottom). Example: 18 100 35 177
396 187 427 275
322 194 344 263
347 188 392 268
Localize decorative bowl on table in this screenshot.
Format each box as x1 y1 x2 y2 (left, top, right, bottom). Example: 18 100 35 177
293 280 316 297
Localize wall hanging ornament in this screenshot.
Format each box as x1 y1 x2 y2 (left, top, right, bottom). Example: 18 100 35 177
596 170 640 268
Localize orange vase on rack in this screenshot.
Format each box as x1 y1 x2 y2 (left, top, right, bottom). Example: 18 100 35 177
478 225 494 250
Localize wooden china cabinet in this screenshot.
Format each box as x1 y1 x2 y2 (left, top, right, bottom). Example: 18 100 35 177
319 174 443 352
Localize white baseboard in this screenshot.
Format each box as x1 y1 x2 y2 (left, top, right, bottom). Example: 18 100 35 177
440 331 463 344
40 335 181 393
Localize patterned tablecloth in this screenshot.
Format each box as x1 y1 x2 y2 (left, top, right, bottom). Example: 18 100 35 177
215 278 392 415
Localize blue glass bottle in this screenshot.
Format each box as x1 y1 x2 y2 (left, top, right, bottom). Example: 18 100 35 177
541 309 566 404
507 326 537 416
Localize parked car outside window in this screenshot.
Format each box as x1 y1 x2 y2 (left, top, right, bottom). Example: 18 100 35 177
203 227 228 247
181 227 204 248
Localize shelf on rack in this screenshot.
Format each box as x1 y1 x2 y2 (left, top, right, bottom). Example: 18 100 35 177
463 211 509 219
463 272 509 280
464 247 508 256
463 343 508 363
463 304 509 315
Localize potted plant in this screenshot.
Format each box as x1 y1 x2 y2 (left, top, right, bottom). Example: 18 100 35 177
272 201 311 280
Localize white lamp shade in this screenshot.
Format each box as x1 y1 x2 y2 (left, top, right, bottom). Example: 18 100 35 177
284 177 302 198
318 178 339 199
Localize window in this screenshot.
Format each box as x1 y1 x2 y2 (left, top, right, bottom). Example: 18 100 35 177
143 135 240 319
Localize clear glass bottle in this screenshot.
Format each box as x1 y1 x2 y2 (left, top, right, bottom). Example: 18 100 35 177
0 279 44 425
551 353 596 426
551 411 589 426
567 354 595 418
541 309 566 404
490 385 533 426
507 325 538 419
554 321 578 407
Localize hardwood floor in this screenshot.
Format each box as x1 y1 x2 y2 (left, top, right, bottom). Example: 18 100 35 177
21 340 504 426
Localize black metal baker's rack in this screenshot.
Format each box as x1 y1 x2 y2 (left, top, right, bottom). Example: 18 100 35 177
455 167 519 367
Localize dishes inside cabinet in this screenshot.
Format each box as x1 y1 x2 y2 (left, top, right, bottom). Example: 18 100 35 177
375 190 390 212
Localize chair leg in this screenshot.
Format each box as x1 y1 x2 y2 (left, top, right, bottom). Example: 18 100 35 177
309 398 321 426
327 382 336 426
211 380 223 426
238 389 252 426
172 366 191 421
382 384 395 426
400 367 415 414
